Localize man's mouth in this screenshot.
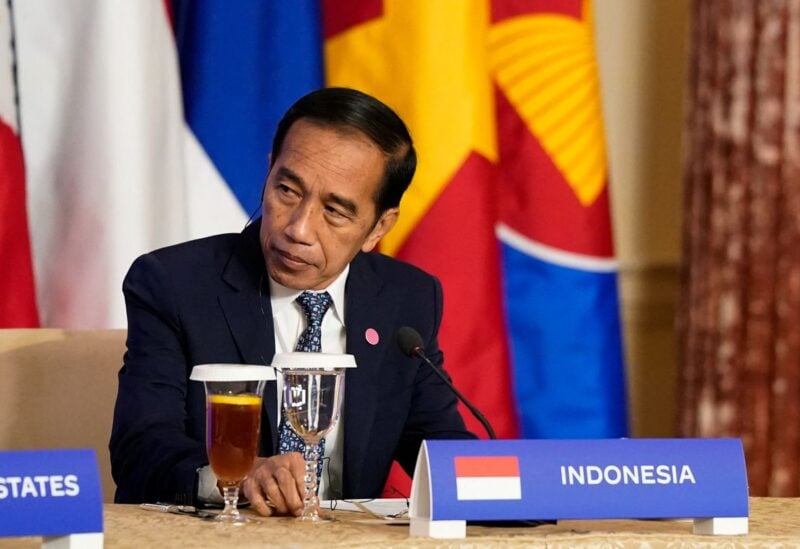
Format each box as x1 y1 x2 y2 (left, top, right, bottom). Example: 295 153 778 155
273 246 312 268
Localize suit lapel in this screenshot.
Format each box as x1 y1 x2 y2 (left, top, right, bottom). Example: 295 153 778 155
217 221 279 452
343 253 398 495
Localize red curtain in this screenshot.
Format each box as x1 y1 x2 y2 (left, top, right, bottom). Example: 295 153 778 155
679 0 800 496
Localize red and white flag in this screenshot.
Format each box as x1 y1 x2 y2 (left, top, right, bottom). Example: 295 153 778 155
454 456 522 501
0 2 38 327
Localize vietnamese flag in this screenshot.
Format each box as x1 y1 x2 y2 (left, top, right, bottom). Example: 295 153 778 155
324 0 518 443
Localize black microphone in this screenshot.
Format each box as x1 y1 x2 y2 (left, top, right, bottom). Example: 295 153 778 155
396 326 496 439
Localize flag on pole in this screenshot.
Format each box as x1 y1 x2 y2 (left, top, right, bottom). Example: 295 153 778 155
325 0 519 443
14 0 192 328
491 0 628 438
0 1 38 327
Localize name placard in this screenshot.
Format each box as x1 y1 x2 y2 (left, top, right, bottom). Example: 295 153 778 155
0 449 103 540
410 438 749 538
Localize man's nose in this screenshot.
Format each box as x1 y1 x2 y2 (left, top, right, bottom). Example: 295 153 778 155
284 201 317 244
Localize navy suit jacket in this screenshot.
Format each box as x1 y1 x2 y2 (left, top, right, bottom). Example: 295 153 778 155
110 220 473 504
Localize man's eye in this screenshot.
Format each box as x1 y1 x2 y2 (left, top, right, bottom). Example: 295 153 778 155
276 184 298 198
325 206 348 219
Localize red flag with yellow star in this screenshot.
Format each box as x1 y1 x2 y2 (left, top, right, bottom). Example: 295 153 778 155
325 0 518 441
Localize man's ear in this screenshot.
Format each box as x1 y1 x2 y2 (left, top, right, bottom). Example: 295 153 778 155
361 208 399 253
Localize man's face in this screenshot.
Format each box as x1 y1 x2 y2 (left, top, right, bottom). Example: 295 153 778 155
260 119 399 290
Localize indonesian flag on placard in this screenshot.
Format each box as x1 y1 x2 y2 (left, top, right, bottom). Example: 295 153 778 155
454 456 522 501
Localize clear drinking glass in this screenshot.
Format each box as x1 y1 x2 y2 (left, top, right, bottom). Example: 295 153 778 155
190 364 274 524
272 352 356 522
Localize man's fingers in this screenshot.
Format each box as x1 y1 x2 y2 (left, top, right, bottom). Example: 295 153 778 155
263 476 293 515
274 464 304 516
287 453 308 502
242 454 307 517
242 477 274 517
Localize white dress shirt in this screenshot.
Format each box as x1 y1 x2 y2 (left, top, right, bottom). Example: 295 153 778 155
269 266 348 499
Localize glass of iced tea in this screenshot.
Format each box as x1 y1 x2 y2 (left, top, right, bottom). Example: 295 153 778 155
190 364 274 523
272 352 356 522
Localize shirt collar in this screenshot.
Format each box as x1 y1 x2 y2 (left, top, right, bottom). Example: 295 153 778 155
268 264 349 324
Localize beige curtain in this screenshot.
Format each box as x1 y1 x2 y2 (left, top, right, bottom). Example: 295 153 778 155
679 0 800 496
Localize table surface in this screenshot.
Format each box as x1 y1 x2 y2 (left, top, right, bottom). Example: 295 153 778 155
2 497 799 548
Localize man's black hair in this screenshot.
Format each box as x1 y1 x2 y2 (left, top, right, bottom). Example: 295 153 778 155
270 87 417 215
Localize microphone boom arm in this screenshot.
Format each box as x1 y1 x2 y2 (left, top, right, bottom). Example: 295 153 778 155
411 347 497 440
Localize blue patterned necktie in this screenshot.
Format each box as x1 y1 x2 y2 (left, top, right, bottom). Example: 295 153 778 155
278 291 332 482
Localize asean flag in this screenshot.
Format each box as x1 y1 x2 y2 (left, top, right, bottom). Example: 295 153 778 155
490 0 628 438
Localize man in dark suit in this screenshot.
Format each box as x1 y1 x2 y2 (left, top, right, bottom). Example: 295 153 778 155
110 87 474 516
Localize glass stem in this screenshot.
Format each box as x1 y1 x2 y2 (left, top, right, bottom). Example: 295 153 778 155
221 485 241 518
302 443 320 519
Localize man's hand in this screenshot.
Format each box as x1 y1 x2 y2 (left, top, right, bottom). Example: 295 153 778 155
241 454 306 516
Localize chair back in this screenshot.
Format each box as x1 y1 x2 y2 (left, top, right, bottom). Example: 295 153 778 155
0 329 125 502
